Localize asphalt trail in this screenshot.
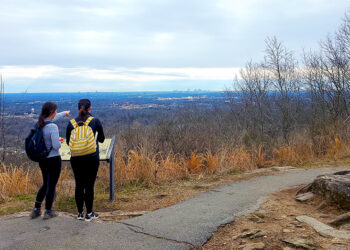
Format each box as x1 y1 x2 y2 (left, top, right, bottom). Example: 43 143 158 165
1 167 347 250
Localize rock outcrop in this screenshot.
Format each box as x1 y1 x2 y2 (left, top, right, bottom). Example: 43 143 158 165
297 170 350 209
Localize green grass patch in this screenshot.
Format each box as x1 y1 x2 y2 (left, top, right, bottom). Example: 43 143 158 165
0 206 26 216
227 169 241 175
56 197 76 212
117 181 144 195
13 194 34 202
0 201 32 216
294 160 344 169
192 185 210 190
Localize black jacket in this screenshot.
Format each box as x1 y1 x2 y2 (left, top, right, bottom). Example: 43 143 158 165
66 113 105 158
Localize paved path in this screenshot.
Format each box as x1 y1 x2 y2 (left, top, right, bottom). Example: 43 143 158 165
1 167 348 250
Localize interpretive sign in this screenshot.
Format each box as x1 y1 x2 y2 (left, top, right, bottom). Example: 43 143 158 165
59 138 113 161
59 136 116 201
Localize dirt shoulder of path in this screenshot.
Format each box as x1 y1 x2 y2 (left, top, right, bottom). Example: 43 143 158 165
1 161 349 220
200 186 350 250
0 165 300 218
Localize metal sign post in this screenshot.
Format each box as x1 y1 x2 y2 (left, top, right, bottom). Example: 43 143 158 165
60 136 116 201
105 136 116 201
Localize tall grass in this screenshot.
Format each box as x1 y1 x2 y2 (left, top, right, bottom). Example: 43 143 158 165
0 162 32 202
1 132 350 203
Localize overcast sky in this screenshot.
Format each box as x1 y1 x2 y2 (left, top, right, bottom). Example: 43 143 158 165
1 0 349 93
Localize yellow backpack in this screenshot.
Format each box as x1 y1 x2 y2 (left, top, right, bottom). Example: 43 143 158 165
69 116 97 157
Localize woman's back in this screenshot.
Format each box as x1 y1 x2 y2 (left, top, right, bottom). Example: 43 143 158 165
42 112 66 158
66 113 105 158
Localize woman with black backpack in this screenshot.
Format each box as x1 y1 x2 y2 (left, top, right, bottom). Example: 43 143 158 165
30 102 70 219
66 99 105 221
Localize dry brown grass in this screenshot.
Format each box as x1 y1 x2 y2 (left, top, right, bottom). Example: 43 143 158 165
271 137 350 166
325 137 350 160
1 133 350 204
0 162 32 202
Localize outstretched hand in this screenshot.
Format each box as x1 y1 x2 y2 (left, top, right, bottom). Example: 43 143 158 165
65 111 70 117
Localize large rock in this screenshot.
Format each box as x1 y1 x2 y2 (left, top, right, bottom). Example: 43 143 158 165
298 171 350 209
296 215 350 239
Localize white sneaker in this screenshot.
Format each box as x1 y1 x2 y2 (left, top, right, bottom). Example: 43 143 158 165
77 212 84 220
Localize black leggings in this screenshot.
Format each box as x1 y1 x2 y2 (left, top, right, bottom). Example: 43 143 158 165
35 156 62 210
70 155 99 214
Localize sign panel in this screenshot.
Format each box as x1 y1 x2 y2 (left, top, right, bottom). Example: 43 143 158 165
59 138 112 161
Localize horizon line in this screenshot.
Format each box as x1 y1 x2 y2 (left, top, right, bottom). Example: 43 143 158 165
4 90 226 94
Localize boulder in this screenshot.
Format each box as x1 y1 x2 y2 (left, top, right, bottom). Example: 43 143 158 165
298 171 350 209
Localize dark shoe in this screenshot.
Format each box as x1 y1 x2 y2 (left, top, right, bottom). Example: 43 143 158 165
30 208 41 219
85 211 99 222
77 212 84 220
43 210 58 220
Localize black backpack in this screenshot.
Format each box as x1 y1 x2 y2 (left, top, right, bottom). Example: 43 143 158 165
25 121 52 162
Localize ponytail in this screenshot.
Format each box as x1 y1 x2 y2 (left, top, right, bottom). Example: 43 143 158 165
38 102 58 128
79 105 88 117
78 99 91 118
38 114 45 128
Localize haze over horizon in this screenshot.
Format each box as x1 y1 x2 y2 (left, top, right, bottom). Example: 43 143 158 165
1 0 349 93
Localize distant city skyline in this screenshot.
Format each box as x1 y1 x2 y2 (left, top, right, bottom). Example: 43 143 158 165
0 0 349 93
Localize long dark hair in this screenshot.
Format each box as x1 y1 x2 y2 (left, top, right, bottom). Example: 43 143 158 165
38 102 57 128
78 99 91 118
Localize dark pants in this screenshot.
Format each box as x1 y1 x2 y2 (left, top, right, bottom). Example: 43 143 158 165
70 155 99 214
35 156 62 210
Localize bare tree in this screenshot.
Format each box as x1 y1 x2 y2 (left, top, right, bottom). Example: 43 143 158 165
263 36 300 142
336 10 350 61
320 17 350 120
238 61 273 142
303 50 330 123
0 75 5 161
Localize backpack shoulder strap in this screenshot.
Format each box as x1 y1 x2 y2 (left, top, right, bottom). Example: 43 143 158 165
70 119 78 129
37 120 52 129
44 120 52 125
84 116 94 126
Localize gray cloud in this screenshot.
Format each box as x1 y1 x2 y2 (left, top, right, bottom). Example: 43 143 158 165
0 0 349 92
1 0 348 68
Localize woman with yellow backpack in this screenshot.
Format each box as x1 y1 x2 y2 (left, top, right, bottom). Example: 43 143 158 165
66 99 105 221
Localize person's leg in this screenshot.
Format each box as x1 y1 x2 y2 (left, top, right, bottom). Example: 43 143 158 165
81 158 89 212
85 156 99 214
31 159 49 218
44 156 62 210
71 158 85 213
34 159 49 209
